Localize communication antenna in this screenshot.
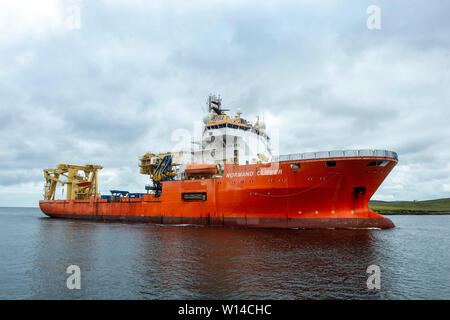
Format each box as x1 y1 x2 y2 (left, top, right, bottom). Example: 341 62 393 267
208 94 229 115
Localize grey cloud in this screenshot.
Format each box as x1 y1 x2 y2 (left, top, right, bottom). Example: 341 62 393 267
0 0 449 205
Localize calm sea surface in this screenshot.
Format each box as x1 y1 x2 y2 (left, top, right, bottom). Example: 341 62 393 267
0 207 448 300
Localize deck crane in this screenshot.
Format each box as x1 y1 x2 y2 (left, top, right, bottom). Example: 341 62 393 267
139 153 177 197
152 155 176 197
43 164 103 200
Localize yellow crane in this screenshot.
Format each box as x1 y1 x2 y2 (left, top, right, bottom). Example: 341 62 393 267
43 164 103 200
139 152 183 197
139 152 183 178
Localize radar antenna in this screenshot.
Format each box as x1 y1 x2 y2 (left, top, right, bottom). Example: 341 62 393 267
208 94 229 115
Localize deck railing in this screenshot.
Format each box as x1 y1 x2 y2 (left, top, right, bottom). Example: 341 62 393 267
272 149 398 162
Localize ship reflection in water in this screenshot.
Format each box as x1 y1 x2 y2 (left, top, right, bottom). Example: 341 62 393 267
0 208 449 299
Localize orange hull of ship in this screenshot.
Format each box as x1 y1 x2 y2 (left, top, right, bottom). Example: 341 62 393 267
39 157 397 229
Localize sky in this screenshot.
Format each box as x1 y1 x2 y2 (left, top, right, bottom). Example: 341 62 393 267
0 0 449 206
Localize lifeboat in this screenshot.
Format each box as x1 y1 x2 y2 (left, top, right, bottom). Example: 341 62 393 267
185 163 217 176
76 181 91 187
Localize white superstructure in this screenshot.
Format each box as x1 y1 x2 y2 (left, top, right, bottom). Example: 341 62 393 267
177 95 273 169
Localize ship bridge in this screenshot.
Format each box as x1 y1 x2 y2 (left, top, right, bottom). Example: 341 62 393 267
183 95 273 167
205 119 269 140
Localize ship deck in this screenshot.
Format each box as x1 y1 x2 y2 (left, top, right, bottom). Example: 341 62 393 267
274 149 398 162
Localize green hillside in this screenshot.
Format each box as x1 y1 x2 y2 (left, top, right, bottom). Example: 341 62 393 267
369 198 450 214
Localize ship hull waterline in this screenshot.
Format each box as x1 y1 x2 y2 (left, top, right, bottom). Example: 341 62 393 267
39 157 397 229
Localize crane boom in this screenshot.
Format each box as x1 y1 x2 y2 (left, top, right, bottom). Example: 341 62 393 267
43 164 103 200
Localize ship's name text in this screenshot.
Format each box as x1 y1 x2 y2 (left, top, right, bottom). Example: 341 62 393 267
226 169 282 178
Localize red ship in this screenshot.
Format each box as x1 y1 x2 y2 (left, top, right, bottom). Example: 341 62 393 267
39 95 397 229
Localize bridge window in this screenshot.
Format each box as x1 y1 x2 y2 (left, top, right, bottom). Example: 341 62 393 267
290 163 301 169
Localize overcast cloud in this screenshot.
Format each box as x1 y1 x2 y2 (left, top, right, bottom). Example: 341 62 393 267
0 0 449 206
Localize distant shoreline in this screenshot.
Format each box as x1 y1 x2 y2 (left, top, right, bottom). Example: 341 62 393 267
374 211 450 215
369 197 450 215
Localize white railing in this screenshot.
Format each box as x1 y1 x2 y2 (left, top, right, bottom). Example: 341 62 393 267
272 149 398 162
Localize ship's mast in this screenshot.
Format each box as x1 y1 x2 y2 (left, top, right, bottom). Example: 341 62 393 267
208 95 229 115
